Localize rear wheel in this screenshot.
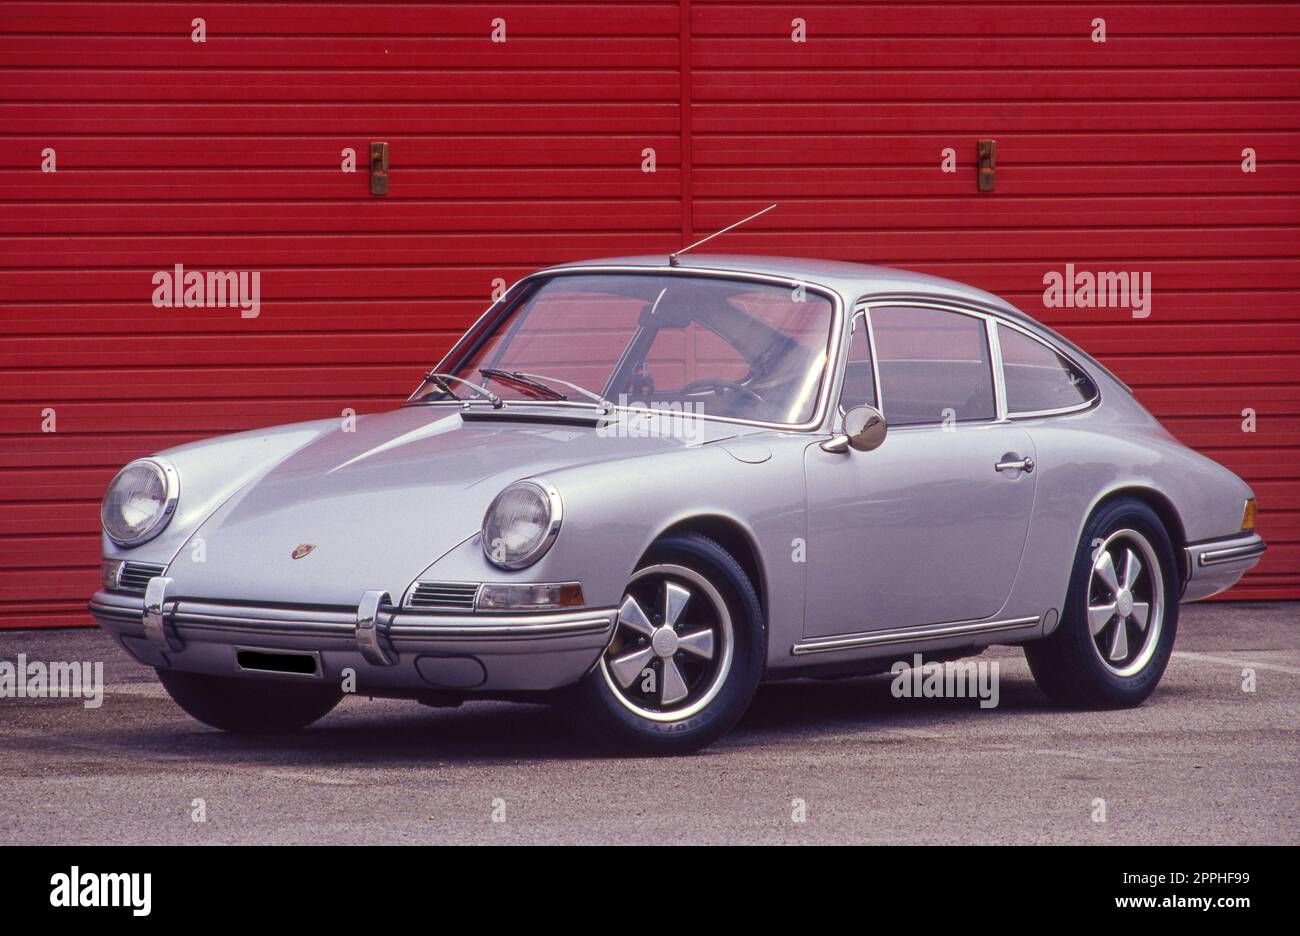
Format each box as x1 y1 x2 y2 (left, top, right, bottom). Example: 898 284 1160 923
1025 498 1179 708
156 669 343 733
558 532 765 754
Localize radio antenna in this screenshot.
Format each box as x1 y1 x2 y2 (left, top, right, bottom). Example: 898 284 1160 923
669 203 777 266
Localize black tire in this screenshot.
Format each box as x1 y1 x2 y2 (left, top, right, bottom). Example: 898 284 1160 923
1025 497 1180 708
156 669 343 733
558 532 766 755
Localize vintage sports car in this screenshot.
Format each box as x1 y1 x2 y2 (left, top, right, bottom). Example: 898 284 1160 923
90 255 1266 754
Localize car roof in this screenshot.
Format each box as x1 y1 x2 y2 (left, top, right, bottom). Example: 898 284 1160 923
543 253 1020 315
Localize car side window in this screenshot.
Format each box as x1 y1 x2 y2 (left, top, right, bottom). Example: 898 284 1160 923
839 313 877 409
998 323 1097 414
869 305 996 426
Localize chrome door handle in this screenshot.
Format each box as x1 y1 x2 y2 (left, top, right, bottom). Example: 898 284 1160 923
995 456 1035 473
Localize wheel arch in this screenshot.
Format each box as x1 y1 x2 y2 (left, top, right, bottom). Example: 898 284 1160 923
1086 485 1189 590
643 514 768 625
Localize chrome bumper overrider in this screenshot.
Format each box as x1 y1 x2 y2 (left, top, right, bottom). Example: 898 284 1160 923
89 577 617 690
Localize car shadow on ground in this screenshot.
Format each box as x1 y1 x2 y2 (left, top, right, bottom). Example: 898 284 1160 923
53 670 1115 766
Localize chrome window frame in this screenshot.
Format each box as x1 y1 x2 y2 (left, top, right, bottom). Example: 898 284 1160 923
849 295 1102 429
856 299 1002 429
408 264 846 434
992 318 1101 419
836 308 883 417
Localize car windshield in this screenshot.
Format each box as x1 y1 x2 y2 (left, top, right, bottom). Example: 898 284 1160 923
411 273 837 426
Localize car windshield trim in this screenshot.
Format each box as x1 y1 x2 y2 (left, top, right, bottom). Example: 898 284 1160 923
406 266 845 433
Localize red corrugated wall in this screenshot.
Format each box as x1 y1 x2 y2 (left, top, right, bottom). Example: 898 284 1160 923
1 1 1296 629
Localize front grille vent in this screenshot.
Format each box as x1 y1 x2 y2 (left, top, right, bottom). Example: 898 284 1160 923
407 582 480 610
117 561 167 593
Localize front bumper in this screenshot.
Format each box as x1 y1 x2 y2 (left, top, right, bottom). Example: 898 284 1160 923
1182 532 1267 602
89 583 617 695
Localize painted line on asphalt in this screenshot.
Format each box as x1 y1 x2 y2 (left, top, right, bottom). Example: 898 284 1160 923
1172 651 1300 676
106 682 169 698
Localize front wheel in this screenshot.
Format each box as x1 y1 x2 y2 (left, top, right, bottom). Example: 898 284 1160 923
1025 497 1179 708
558 532 766 755
156 669 343 733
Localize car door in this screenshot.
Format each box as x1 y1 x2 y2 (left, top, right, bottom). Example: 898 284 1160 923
802 303 1037 638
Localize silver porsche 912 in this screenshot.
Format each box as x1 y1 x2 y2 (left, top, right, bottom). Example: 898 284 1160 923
90 255 1266 753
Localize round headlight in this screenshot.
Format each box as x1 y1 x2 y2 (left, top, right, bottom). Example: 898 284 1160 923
482 481 561 570
101 458 178 546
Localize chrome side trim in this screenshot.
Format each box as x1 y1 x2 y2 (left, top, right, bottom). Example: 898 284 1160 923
1180 533 1265 602
791 615 1041 657
90 590 617 647
89 595 145 624
1198 541 1267 567
173 605 356 638
387 611 615 642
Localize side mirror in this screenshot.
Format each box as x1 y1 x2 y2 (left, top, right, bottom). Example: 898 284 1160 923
821 404 887 454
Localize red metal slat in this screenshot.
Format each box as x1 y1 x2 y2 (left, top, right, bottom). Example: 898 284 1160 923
5 228 1295 269
692 68 1300 102
0 201 685 235
693 133 1300 167
690 4 1300 37
0 36 681 69
690 165 1300 196
690 36 1300 68
0 168 682 201
2 69 681 103
0 102 682 134
0 137 683 170
5 3 681 36
695 196 1300 229
693 101 1300 133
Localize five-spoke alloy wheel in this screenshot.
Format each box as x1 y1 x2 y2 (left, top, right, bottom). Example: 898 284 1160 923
559 532 765 754
1085 529 1165 678
600 564 735 720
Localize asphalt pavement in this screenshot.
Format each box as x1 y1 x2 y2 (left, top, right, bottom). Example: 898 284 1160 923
1 602 1295 845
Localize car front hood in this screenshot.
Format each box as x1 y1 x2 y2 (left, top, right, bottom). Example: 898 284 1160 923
166 406 747 606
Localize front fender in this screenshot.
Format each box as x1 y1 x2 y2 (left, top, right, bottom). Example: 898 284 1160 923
101 418 338 565
414 437 811 668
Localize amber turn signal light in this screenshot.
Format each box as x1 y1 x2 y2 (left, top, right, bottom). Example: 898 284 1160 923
1242 498 1258 531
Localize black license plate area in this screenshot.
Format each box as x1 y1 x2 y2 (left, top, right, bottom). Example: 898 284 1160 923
236 649 319 676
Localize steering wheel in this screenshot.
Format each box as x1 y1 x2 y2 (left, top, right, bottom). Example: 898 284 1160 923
681 378 766 406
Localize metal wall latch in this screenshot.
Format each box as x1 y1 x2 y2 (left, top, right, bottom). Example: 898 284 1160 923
977 139 996 192
369 141 389 196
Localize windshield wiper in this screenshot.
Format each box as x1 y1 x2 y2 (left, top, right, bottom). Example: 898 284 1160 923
512 371 615 415
479 368 567 402
419 371 504 409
